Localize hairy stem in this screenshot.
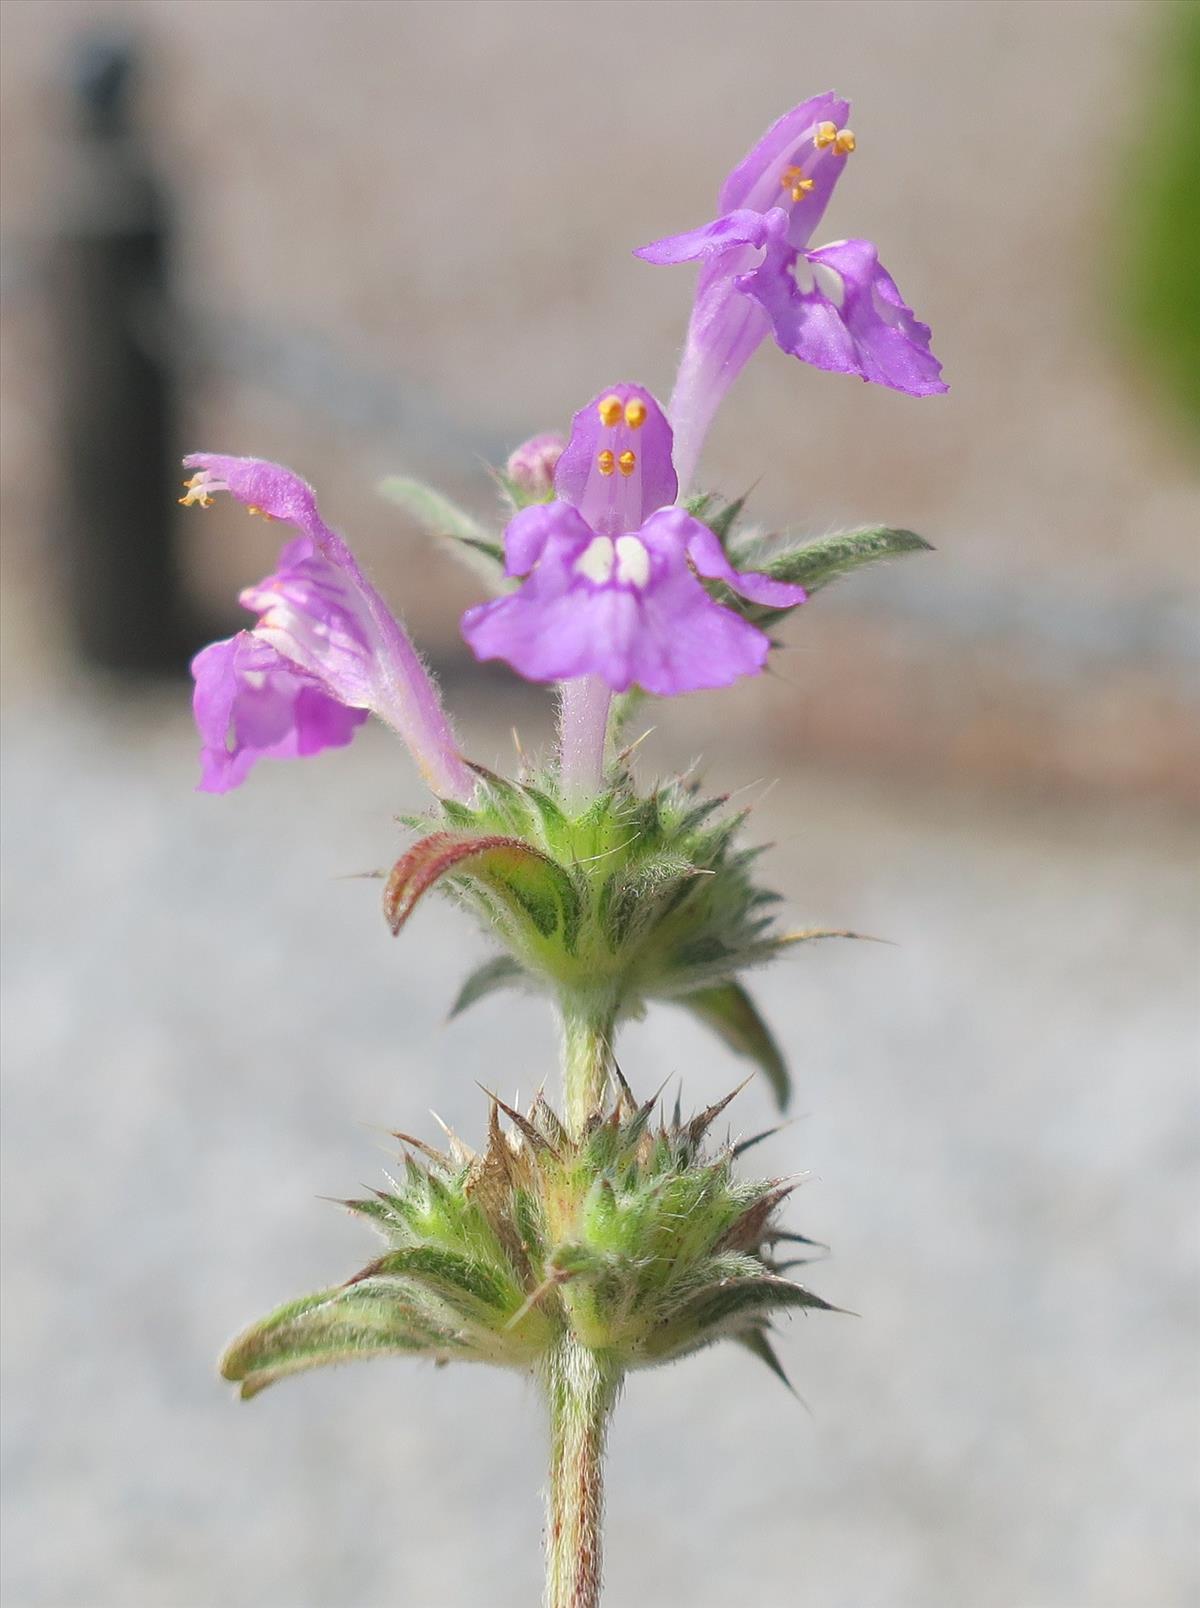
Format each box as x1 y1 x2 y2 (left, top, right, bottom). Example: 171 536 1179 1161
558 676 613 804
559 1003 616 1136
541 1336 620 1608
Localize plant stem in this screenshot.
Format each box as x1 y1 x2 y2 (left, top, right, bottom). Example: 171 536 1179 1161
558 676 613 804
559 1002 616 1135
541 1336 620 1608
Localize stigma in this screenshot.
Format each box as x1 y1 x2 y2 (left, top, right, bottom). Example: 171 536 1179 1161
814 121 855 155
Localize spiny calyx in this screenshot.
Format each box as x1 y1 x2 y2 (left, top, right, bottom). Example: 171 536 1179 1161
219 1080 835 1399
384 766 870 1110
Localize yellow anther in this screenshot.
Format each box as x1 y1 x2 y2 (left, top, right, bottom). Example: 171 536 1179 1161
618 450 637 477
246 505 276 521
178 478 213 508
816 120 855 155
624 397 647 429
781 164 815 202
597 449 616 476
597 394 623 428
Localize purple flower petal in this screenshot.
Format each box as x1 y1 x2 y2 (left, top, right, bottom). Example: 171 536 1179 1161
552 385 677 538
182 455 472 798
640 509 805 608
738 238 946 397
620 565 772 695
501 500 593 578
191 633 366 794
634 208 784 267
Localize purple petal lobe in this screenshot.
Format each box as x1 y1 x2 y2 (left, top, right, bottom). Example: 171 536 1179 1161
502 500 593 578
191 632 366 793
634 208 784 266
648 510 806 607
553 384 677 538
738 237 946 397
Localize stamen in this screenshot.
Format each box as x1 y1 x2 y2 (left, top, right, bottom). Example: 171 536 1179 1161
597 449 616 476
624 398 647 429
617 450 637 477
597 395 623 428
179 473 215 508
815 121 855 155
246 506 277 521
781 165 815 202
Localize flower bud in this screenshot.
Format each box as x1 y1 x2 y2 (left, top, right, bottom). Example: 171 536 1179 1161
505 432 565 502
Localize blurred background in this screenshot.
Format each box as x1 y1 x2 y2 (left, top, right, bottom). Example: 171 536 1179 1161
2 3 1197 1606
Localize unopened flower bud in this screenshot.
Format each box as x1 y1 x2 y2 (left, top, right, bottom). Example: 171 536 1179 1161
506 432 565 501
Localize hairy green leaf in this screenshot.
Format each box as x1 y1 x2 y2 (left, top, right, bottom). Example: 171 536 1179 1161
675 981 789 1110
448 955 526 1018
220 1283 453 1399
384 832 581 949
735 526 932 604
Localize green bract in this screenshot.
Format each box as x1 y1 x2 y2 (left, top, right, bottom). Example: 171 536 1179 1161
387 767 865 1110
221 1082 834 1400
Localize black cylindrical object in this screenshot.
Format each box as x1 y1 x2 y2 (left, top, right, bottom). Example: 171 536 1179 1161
55 35 182 672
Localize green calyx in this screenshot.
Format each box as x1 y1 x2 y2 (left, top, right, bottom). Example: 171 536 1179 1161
387 767 866 1110
220 1081 834 1400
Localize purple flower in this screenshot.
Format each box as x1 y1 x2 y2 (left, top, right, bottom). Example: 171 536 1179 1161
182 455 473 799
636 93 946 488
460 385 804 697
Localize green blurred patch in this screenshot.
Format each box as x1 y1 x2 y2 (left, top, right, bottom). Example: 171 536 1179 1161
1121 6 1200 427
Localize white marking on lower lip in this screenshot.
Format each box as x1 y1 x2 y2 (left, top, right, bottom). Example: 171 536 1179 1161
812 261 846 308
575 535 616 584
615 535 651 588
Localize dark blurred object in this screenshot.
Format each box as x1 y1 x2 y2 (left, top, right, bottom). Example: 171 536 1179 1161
54 33 183 672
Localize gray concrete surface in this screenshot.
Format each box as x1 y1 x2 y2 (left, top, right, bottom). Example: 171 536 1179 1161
3 684 1197 1608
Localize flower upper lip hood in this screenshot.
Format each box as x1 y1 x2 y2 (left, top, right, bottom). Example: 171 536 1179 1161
635 92 945 489
552 382 678 537
716 91 852 247
460 385 804 697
